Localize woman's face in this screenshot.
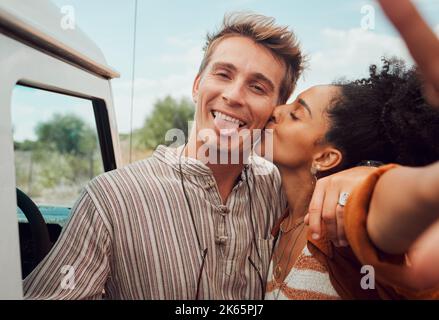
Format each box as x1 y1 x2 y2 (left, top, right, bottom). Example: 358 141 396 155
261 85 341 170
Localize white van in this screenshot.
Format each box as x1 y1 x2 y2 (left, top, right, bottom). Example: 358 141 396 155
0 0 122 299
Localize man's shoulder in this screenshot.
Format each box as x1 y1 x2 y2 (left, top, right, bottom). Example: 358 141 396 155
87 152 172 194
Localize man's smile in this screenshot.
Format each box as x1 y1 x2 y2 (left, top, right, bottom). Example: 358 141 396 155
211 110 248 135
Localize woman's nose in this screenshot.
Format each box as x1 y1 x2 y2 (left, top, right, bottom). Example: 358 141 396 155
271 106 283 123
269 114 277 124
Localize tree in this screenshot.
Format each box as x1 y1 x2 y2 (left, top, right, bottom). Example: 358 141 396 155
35 113 97 156
137 96 195 149
34 113 100 182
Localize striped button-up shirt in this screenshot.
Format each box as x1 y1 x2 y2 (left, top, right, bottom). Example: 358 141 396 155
24 145 286 299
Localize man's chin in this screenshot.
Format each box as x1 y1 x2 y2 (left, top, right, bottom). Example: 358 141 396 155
193 127 257 164
196 141 251 165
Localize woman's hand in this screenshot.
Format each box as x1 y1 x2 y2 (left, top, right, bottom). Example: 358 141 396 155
304 166 376 246
378 0 439 108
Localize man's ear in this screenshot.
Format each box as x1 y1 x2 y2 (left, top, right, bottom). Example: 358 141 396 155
313 147 343 172
192 73 201 104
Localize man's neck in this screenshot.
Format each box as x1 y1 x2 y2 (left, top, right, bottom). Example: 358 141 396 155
278 165 315 222
184 138 246 204
208 163 245 203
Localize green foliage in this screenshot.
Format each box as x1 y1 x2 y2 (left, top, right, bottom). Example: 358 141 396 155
136 96 195 149
14 139 37 151
14 113 103 202
35 113 97 156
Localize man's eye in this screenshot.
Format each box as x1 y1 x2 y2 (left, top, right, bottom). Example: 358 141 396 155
216 72 230 79
250 84 266 94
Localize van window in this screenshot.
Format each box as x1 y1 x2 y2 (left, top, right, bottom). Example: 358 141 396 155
12 85 104 226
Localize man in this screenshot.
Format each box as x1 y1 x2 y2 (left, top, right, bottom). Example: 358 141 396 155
24 12 370 299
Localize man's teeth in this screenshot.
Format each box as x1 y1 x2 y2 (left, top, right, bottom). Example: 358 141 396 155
212 111 245 126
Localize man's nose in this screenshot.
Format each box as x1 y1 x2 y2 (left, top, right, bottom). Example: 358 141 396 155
222 81 245 107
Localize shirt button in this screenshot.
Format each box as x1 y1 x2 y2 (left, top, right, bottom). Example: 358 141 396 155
215 235 228 245
203 181 216 189
216 205 230 216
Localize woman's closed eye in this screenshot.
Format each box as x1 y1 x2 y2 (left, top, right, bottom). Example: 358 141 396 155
290 112 299 120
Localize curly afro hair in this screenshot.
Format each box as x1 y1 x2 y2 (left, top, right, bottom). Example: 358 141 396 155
324 57 439 172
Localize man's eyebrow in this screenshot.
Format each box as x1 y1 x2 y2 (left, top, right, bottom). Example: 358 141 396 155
298 98 312 118
212 62 237 72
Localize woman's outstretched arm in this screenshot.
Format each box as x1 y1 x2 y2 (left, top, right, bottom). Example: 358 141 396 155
366 162 439 255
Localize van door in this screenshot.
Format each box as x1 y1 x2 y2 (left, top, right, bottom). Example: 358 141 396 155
0 27 120 300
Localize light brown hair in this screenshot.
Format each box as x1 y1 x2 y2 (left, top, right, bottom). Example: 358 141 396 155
199 12 305 104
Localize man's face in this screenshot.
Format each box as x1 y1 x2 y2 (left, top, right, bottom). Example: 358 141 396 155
192 36 285 157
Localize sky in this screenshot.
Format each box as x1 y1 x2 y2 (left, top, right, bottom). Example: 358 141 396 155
11 0 439 140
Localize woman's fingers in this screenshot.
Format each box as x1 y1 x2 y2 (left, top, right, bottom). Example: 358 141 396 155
308 178 327 240
335 204 348 246
321 185 339 243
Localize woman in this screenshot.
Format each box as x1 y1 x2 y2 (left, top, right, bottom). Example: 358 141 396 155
261 58 439 299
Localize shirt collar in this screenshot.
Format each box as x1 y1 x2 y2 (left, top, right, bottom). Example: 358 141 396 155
153 144 212 176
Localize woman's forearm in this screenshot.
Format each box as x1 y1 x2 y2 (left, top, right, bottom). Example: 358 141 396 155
366 162 439 254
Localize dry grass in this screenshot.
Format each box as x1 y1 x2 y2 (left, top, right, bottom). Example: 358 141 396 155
119 136 154 166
